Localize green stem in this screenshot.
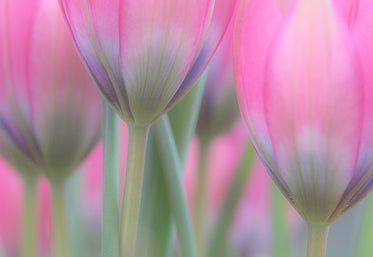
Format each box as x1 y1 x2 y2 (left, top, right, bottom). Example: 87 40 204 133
355 194 373 257
119 125 149 257
21 177 37 257
154 116 198 257
168 70 208 164
194 142 209 257
207 143 256 257
306 224 329 257
51 181 70 257
272 185 290 257
102 101 120 257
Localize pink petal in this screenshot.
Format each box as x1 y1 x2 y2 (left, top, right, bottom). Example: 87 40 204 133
275 0 297 14
234 0 291 196
59 0 132 120
264 0 363 222
30 0 101 170
167 0 239 110
118 0 213 125
331 0 373 218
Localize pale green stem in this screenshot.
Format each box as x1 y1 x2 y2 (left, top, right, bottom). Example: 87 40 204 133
102 100 120 257
194 142 209 257
355 195 373 257
51 181 70 257
272 185 290 257
21 177 37 257
306 224 329 257
168 70 208 164
119 125 149 257
154 116 198 257
207 144 256 257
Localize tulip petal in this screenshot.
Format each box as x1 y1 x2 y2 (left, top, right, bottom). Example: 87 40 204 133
234 0 295 199
264 0 363 223
330 0 373 219
118 0 213 125
167 0 238 111
59 0 132 121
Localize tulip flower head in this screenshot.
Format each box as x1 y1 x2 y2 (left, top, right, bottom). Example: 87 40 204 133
59 0 238 127
234 0 373 225
0 0 101 180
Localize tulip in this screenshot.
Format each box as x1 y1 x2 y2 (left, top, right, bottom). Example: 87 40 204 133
234 0 373 256
58 1 238 256
0 0 101 256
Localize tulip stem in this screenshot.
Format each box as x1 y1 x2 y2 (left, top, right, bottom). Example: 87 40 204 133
154 116 198 257
356 194 373 257
51 180 70 257
272 185 290 257
21 177 37 257
194 142 209 257
102 101 120 257
119 125 149 257
306 224 329 257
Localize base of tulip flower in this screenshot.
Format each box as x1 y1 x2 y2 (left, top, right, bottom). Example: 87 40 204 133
51 180 70 257
119 125 149 257
306 224 329 257
21 177 37 257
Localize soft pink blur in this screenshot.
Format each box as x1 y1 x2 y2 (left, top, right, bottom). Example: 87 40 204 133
234 0 373 224
0 160 51 257
184 123 272 255
0 160 22 256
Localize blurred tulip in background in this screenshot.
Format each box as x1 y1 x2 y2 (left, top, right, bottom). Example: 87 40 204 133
0 0 101 256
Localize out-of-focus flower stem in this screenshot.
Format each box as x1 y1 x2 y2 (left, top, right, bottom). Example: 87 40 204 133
272 185 290 257
194 142 209 257
119 125 149 257
154 116 198 257
355 194 373 257
207 143 255 257
306 224 329 257
21 176 37 257
102 101 120 257
51 180 70 257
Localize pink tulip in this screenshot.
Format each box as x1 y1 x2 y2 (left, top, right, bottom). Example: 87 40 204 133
0 0 101 180
59 0 238 127
234 0 373 225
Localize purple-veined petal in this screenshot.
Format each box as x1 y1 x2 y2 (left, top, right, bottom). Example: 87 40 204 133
59 0 132 121
330 0 373 220
264 0 363 223
166 0 239 112
118 0 213 125
233 0 294 200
